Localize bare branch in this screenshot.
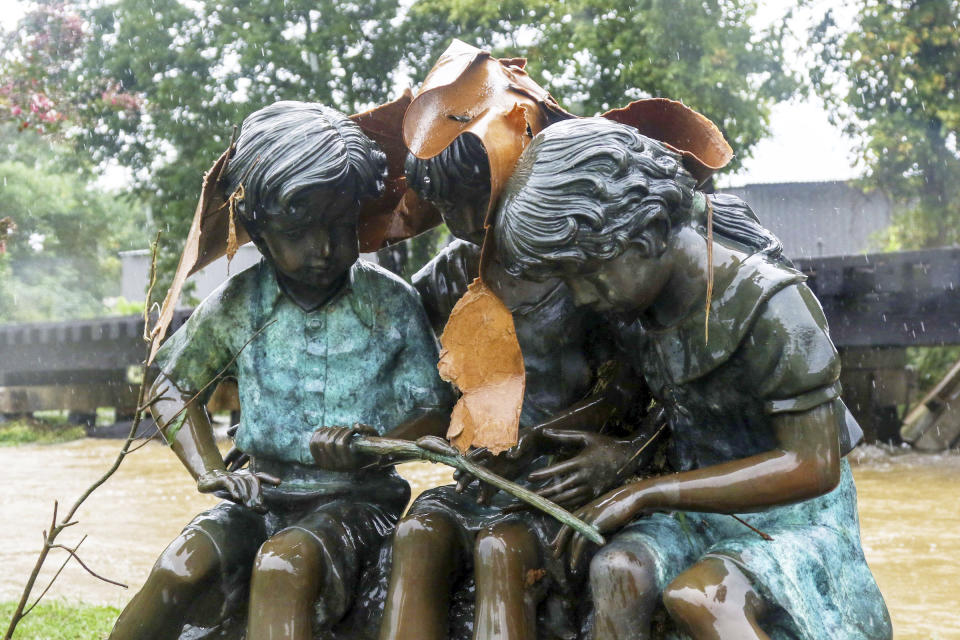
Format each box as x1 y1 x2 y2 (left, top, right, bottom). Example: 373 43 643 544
49 544 127 589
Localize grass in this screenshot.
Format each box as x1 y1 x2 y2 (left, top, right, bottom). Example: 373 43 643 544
0 418 85 446
0 601 119 639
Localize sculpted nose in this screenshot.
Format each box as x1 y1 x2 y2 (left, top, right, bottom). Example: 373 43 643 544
568 279 600 307
314 230 332 258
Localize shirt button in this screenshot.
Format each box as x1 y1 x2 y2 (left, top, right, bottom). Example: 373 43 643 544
305 410 321 426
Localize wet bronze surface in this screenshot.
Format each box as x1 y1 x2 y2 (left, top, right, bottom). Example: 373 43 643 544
0 439 957 639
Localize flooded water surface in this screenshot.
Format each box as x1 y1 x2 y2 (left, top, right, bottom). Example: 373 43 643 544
0 439 957 639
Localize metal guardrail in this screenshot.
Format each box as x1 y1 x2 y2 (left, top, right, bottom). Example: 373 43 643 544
1 248 958 421
795 247 960 348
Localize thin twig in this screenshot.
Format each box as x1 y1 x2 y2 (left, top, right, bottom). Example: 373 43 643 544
3 235 163 640
158 319 276 439
616 422 667 480
49 544 128 588
730 514 774 541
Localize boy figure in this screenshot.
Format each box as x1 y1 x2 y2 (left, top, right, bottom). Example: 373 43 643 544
110 101 453 640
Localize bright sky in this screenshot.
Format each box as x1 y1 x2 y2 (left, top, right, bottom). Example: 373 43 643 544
0 0 861 187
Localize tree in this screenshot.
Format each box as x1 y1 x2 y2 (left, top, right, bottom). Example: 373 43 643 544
399 0 799 173
0 125 149 322
812 0 960 248
0 2 87 136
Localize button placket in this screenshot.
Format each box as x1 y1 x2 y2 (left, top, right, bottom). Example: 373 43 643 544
303 310 327 428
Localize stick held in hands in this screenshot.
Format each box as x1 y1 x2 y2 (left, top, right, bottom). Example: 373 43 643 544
352 434 605 546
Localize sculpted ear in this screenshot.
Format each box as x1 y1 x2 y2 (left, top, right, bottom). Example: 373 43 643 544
631 209 670 258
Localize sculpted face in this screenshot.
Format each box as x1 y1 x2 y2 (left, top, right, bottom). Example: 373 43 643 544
259 188 359 292
439 197 489 246
563 246 671 318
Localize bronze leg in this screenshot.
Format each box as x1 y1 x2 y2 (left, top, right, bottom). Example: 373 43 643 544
246 528 325 640
662 555 769 640
379 512 465 640
472 521 541 640
588 540 660 640
109 529 221 640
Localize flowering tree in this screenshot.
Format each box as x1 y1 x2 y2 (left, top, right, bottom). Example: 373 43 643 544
0 2 141 136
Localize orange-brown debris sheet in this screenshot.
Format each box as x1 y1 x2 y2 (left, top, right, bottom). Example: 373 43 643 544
438 279 525 454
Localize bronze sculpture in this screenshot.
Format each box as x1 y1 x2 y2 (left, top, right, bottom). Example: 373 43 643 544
108 39 892 640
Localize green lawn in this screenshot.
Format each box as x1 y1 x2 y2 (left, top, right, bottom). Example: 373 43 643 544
0 601 119 639
0 419 85 446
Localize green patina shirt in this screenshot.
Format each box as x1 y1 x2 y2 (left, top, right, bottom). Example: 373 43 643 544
155 259 454 490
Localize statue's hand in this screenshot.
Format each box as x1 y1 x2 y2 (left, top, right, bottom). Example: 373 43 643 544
552 483 647 575
309 423 378 471
453 427 541 504
197 469 280 513
527 429 636 510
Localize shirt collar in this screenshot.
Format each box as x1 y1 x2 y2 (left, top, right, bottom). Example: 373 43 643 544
259 259 377 327
642 251 805 384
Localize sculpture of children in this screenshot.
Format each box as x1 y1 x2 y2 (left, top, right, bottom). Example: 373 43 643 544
494 118 892 640
110 101 453 640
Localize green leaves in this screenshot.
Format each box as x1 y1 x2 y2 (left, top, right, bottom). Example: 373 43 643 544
813 0 960 249
3 0 800 301
399 0 798 173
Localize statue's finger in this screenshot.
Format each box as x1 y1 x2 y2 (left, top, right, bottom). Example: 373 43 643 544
548 487 590 510
254 472 281 487
569 535 587 572
552 526 572 558
456 472 476 493
478 482 498 504
540 427 593 447
417 435 458 456
226 452 250 472
527 458 582 483
537 475 580 499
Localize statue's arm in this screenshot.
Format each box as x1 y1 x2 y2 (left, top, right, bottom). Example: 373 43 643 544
150 372 226 481
554 403 842 567
150 372 278 510
602 402 841 516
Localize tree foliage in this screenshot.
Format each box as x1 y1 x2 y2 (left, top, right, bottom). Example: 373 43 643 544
2 0 798 302
400 0 798 172
66 0 405 297
0 126 148 322
812 0 960 248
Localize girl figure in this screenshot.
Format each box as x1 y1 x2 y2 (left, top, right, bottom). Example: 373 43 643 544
494 118 892 640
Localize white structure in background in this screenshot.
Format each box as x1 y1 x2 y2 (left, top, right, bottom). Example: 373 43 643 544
720 181 893 259
120 245 380 303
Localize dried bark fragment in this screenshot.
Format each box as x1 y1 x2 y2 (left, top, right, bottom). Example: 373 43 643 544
438 278 524 453
149 145 236 363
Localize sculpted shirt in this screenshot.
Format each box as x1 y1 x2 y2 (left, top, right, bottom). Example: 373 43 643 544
612 250 864 471
155 259 454 494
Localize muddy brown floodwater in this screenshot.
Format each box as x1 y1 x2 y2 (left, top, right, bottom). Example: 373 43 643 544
0 439 957 639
